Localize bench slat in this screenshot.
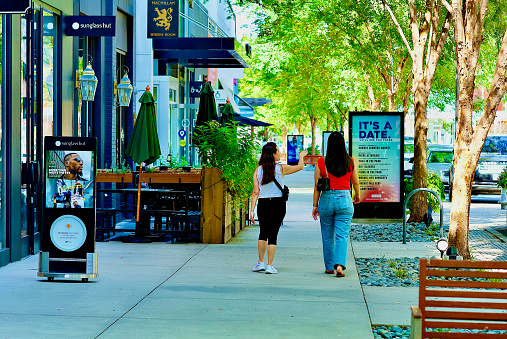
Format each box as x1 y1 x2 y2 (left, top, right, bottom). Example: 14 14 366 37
426 290 507 299
427 259 507 270
426 280 507 289
426 268 507 280
426 300 507 310
426 310 507 321
417 259 507 338
425 321 507 331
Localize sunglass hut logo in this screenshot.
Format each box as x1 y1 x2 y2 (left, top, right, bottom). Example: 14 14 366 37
55 141 86 147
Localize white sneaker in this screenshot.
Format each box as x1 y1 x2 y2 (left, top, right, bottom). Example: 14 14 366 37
252 261 265 272
265 265 278 274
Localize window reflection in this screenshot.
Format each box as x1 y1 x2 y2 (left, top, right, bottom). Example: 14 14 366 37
0 15 3 249
43 9 56 137
21 14 28 238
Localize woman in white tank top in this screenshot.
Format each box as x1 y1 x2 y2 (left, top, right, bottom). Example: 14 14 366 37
250 142 308 274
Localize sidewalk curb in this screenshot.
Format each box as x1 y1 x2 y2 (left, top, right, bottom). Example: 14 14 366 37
485 226 507 243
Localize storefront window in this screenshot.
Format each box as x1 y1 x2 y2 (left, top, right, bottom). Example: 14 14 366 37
20 15 28 237
42 9 57 136
0 15 4 249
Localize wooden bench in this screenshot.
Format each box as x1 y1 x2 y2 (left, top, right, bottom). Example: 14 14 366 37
411 258 507 339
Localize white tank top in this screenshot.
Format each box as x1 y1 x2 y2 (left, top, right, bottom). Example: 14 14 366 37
257 164 284 198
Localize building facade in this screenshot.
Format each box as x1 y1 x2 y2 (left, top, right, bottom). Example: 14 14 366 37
135 0 248 167
0 0 135 267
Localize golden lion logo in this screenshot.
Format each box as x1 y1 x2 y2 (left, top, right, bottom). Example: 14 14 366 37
153 7 173 31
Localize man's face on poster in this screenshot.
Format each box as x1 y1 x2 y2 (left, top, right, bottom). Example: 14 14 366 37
64 153 83 177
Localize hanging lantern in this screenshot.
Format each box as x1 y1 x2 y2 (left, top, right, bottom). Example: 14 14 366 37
79 62 98 101
117 72 133 107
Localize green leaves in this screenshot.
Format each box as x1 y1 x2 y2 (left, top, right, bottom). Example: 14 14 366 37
195 122 258 203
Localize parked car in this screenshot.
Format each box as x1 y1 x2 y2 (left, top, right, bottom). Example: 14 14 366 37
404 152 414 178
449 153 507 201
426 145 454 190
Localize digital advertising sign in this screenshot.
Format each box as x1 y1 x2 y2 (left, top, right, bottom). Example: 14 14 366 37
349 111 404 219
287 135 304 165
39 137 98 282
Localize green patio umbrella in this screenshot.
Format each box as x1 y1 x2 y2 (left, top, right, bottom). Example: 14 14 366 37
194 81 218 130
125 87 161 166
125 86 161 233
219 99 235 126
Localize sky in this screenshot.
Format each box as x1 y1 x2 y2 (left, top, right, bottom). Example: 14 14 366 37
232 4 259 40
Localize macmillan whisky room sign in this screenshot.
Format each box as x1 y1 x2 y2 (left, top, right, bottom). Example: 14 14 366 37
147 0 179 38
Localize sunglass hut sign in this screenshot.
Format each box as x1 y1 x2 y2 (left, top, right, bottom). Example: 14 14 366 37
147 1 179 38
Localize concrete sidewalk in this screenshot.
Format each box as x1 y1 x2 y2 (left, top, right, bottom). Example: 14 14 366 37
1 169 506 338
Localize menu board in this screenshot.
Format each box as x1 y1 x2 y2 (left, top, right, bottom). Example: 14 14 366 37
350 113 402 203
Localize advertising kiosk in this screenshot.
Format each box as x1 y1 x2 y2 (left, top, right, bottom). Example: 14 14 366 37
349 111 404 219
38 137 98 282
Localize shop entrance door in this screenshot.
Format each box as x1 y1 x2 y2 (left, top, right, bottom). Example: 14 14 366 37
19 5 50 256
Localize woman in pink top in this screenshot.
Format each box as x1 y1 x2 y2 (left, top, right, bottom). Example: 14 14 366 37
312 132 360 277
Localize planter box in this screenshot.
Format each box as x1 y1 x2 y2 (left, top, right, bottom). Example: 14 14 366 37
96 172 133 183
200 167 247 244
139 172 201 184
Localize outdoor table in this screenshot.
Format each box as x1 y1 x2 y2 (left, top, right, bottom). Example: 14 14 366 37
96 187 197 241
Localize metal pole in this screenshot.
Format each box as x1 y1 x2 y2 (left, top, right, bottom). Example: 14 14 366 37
403 188 444 244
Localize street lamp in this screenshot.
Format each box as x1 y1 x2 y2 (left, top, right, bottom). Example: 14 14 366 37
116 66 133 107
436 237 448 259
79 56 98 101
78 55 98 136
113 66 133 168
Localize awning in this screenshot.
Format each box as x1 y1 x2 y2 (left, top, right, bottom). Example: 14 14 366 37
242 98 273 107
153 38 249 69
233 113 272 127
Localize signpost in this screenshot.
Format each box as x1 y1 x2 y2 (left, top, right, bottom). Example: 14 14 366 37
66 16 116 36
0 0 31 14
38 137 98 282
147 0 179 39
349 111 404 219
189 82 204 98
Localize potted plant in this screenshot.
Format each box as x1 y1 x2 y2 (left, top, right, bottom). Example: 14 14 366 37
195 121 258 243
97 163 133 183
497 166 507 209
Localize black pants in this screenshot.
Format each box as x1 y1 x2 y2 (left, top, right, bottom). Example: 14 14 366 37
257 197 286 245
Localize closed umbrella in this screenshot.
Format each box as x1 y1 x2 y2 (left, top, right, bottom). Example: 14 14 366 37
125 87 161 166
125 86 161 241
219 98 235 126
194 78 218 130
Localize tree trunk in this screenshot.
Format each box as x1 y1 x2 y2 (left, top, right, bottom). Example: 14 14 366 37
408 89 429 222
449 149 475 258
447 0 507 258
383 0 452 223
310 113 317 155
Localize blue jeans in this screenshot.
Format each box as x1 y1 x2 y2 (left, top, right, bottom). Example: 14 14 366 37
318 190 354 271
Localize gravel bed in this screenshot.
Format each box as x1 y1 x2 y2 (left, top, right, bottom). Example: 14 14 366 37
372 326 410 339
372 326 505 339
356 257 421 287
362 222 505 338
351 222 449 242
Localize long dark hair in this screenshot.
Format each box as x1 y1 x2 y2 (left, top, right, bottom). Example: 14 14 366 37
259 142 278 185
325 132 353 177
